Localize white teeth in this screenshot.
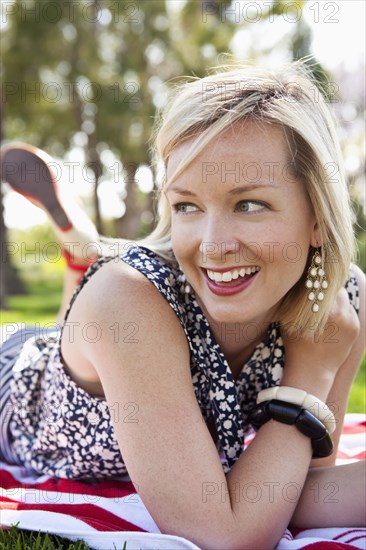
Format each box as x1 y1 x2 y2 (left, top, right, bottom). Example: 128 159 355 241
206 266 259 282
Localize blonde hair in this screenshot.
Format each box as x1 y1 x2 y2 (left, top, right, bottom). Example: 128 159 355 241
119 61 356 333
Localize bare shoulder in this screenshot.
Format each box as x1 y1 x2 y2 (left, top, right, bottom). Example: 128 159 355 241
61 257 189 389
72 257 190 374
70 256 175 319
85 256 166 304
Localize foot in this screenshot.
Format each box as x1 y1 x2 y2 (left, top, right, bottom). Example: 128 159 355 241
1 143 100 265
1 143 73 229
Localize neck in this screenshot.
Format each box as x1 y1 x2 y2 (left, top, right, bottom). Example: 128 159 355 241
217 326 265 364
209 318 272 380
195 297 278 378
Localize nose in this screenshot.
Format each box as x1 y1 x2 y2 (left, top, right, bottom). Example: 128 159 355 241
198 216 239 263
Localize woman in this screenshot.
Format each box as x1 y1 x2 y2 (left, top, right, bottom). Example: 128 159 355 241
1 61 365 549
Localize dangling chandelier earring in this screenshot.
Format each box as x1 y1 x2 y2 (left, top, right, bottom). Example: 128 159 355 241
178 270 192 295
305 249 328 313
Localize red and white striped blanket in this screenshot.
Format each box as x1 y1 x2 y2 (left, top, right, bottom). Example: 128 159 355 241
1 414 365 550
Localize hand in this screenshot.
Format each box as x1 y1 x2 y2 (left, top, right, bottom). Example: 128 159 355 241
281 288 360 398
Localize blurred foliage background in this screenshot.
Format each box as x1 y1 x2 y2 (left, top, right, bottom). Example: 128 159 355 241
1 0 365 311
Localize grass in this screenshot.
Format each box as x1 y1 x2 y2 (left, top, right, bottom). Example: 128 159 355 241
351 352 366 412
0 525 128 549
0 525 93 550
1 278 62 324
1 262 63 326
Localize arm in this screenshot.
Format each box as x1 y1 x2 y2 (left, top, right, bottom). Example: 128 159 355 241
282 283 365 529
81 262 360 550
290 266 366 526
291 460 366 528
310 264 366 468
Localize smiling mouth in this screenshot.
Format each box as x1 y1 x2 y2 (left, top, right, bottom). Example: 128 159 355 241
205 266 260 285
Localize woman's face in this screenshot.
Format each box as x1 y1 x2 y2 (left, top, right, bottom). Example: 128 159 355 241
165 119 319 327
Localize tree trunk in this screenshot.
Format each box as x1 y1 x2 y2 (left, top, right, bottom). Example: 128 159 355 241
91 157 104 236
88 132 104 236
114 162 141 239
0 94 26 309
87 0 104 237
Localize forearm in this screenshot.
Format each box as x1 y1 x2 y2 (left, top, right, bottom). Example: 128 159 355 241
291 461 366 528
223 368 364 547
225 420 314 549
220 367 336 548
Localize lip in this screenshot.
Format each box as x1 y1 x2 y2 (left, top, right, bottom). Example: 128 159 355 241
201 268 259 297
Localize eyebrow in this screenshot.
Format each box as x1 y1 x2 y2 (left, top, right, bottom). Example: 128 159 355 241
166 184 277 196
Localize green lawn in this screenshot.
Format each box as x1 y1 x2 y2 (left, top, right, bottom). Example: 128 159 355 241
352 352 366 412
1 283 62 325
0 525 93 550
1 262 63 326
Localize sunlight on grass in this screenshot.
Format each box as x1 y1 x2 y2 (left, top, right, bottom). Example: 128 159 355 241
350 353 366 412
1 271 63 325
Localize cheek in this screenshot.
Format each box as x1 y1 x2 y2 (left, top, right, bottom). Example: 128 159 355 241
171 223 192 262
255 223 311 273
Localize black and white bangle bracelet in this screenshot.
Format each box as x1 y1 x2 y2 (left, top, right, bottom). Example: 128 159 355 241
256 386 336 434
249 399 334 458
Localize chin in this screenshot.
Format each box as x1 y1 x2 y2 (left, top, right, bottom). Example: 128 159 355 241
204 302 261 325
202 294 281 327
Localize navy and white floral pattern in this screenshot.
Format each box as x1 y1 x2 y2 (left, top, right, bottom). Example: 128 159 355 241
7 246 360 479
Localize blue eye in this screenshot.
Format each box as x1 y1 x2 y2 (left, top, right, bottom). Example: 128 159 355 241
236 201 266 213
173 203 199 214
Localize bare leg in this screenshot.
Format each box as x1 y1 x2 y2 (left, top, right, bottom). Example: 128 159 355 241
1 143 100 325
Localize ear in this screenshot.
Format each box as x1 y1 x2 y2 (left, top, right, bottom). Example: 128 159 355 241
310 221 322 248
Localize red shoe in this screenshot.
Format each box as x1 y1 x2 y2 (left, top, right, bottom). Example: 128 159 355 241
1 143 73 230
1 143 100 267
